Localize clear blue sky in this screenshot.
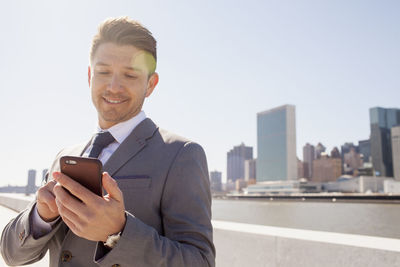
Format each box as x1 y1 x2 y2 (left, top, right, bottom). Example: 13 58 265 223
1 0 399 185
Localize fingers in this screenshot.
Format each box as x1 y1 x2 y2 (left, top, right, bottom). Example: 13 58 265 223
102 172 123 202
61 215 82 237
36 180 60 222
45 179 57 191
53 171 101 205
37 180 58 212
53 182 87 217
55 197 85 229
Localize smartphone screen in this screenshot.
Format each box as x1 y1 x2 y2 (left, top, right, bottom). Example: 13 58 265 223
60 156 103 196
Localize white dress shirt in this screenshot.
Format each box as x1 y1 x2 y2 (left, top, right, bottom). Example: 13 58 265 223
31 111 147 238
82 111 147 165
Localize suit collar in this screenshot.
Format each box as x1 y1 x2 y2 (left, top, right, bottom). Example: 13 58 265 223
100 111 147 145
103 118 158 176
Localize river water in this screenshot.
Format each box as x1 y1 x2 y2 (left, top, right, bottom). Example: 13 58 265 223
212 198 400 239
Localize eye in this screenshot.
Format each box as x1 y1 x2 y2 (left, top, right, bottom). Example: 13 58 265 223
98 71 110 75
125 74 137 79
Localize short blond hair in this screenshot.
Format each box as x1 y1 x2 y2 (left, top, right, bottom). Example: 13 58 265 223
90 17 157 70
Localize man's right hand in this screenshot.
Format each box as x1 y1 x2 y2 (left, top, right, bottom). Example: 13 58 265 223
36 177 59 222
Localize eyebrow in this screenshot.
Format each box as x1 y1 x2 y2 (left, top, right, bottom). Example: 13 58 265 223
95 62 143 72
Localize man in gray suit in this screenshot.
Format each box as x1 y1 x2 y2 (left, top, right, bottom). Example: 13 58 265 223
1 17 215 267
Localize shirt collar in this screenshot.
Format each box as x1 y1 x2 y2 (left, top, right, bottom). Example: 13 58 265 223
97 111 147 144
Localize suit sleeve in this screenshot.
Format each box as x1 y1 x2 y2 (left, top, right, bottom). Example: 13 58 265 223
0 151 63 266
0 201 62 266
94 142 216 267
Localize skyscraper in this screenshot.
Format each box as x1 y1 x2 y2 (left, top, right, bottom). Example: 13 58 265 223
210 171 222 192
26 169 36 195
244 159 256 181
257 105 297 182
343 147 363 175
340 142 358 173
358 139 371 163
303 143 315 179
227 143 253 182
331 147 341 158
297 158 306 179
315 143 326 159
392 126 400 181
370 107 400 177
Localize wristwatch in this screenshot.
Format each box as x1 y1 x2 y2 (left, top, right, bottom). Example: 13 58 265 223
103 232 121 249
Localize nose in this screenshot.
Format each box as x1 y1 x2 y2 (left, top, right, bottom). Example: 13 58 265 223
108 74 123 92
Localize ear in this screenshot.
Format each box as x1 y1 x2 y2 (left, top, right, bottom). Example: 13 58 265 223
145 72 159 97
88 66 92 87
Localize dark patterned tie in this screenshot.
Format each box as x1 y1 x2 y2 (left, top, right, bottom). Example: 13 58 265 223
88 131 115 158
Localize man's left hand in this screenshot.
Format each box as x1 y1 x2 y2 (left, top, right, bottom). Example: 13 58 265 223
53 171 126 242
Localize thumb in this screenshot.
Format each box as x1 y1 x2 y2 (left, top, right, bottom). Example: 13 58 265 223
102 172 123 202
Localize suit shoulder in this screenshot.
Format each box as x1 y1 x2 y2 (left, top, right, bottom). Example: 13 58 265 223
158 128 190 145
156 128 205 154
57 141 88 157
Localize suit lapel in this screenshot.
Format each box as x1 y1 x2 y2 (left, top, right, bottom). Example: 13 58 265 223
103 118 158 176
60 121 157 249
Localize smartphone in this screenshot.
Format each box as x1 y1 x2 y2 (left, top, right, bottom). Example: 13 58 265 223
60 156 103 196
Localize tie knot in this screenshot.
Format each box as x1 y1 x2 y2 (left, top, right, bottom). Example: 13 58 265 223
93 131 115 147
88 131 115 158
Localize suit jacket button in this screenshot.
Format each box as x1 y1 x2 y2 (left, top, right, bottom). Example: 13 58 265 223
60 250 72 262
112 264 121 267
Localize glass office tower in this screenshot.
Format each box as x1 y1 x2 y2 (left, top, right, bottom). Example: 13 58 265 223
369 107 400 177
257 105 297 182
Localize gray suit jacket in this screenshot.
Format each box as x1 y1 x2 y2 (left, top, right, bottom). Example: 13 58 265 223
1 118 215 266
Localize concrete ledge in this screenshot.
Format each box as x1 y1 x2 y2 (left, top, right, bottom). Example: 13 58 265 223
213 220 400 267
214 228 400 267
213 220 400 252
0 193 34 212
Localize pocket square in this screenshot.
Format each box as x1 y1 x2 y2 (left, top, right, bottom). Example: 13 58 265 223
116 175 152 190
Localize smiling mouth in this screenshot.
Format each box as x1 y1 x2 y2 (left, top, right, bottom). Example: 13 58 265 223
103 97 126 104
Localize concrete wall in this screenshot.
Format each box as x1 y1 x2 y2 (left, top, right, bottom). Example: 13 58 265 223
215 228 400 267
213 220 400 267
1 193 400 267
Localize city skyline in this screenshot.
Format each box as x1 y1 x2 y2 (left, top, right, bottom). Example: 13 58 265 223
5 104 400 187
219 105 398 184
1 1 399 186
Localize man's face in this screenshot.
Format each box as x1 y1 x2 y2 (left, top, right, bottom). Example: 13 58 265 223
89 42 158 129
